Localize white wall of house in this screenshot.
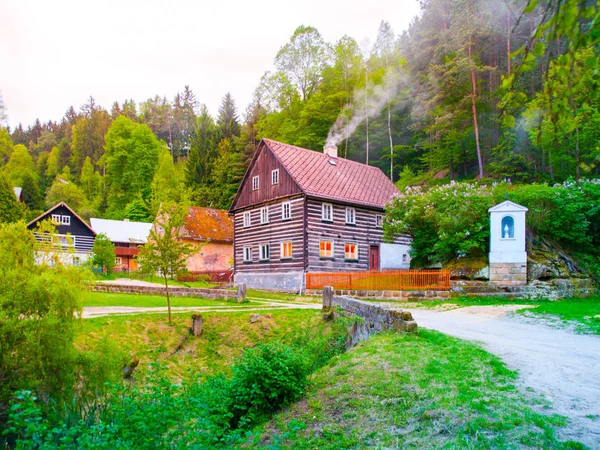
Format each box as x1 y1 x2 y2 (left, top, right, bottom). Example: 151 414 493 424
380 243 411 270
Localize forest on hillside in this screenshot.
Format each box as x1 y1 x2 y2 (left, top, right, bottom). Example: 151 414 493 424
0 0 598 224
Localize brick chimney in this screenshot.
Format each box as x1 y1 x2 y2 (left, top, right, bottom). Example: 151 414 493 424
324 144 338 158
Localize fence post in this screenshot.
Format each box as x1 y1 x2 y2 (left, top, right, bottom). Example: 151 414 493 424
323 286 333 308
237 283 246 303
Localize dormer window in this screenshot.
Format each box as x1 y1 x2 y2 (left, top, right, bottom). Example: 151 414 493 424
271 169 279 185
252 176 259 191
501 216 515 239
322 203 333 222
345 207 356 225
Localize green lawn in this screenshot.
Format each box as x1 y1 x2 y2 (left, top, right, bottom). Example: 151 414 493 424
84 291 252 308
256 330 582 449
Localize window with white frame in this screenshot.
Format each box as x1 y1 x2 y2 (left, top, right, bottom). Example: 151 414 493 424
271 169 279 185
252 175 259 190
243 247 252 262
322 203 333 222
259 244 270 261
260 207 269 224
345 243 358 260
376 215 384 228
281 202 292 220
115 257 122 266
51 214 61 225
280 241 292 259
319 240 334 258
243 211 251 227
61 215 70 225
402 253 409 263
345 207 356 225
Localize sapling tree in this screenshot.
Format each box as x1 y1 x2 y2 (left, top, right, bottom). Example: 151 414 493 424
136 202 196 324
92 233 116 275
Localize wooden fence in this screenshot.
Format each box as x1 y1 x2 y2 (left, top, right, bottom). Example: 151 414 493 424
305 270 450 291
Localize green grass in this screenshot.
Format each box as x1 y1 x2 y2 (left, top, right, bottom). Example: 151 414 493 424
376 295 600 335
256 330 582 449
75 309 331 382
518 297 600 335
84 291 253 308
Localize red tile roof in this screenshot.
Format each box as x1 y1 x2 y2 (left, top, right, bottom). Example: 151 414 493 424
264 139 399 209
183 207 233 243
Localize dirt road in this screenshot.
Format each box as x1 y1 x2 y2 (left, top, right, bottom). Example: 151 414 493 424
408 306 600 448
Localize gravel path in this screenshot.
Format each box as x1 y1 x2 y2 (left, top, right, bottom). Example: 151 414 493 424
407 305 600 448
96 278 164 287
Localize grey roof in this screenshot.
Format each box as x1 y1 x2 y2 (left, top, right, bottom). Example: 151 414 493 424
90 218 152 244
13 187 22 199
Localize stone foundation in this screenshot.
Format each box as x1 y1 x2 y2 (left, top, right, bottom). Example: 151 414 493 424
233 271 304 293
489 262 527 286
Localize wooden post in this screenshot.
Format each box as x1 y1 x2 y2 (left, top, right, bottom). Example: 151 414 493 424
191 314 203 336
323 286 333 308
237 283 247 303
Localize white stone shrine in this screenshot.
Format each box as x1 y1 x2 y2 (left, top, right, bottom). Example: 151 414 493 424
488 200 528 285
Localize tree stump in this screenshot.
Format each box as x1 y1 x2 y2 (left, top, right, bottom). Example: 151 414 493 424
323 286 334 308
191 313 203 336
123 355 140 379
237 283 247 303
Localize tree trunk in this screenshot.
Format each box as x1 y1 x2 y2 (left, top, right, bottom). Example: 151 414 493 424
467 18 484 179
507 12 511 76
388 103 394 181
164 274 172 324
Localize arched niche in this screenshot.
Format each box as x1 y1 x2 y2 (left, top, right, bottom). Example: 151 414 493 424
501 215 515 239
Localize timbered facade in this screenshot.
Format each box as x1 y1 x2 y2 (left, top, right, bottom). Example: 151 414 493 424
27 202 96 265
230 139 411 291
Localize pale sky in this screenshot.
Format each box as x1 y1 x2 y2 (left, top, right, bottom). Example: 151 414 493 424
1 0 421 129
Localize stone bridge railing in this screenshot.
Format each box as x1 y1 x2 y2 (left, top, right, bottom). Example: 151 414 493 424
322 286 418 348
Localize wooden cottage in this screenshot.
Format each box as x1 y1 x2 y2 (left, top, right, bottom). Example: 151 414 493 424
27 202 96 265
229 139 411 291
90 218 152 272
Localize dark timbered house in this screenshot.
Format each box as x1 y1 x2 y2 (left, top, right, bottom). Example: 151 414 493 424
27 202 96 265
229 139 411 291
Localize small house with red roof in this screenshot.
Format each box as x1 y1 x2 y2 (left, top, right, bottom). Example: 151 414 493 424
229 139 411 291
180 206 234 274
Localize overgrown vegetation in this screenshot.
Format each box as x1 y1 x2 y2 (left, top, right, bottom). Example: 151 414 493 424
384 179 600 275
2 310 349 449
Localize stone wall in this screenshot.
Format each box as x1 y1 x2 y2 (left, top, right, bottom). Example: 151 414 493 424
489 262 527 286
93 283 237 300
324 291 417 348
307 288 451 301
